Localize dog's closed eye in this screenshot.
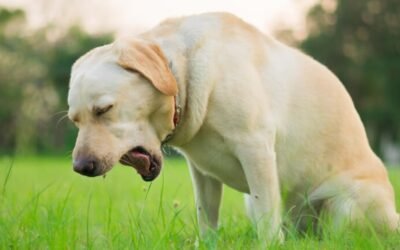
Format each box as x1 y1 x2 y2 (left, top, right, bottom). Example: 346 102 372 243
94 105 113 117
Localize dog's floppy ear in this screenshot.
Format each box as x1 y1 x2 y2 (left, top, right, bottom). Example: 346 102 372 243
116 39 178 96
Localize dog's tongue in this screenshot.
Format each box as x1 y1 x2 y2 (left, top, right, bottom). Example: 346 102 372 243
130 151 151 176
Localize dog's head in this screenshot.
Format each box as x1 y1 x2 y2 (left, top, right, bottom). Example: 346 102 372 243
67 39 177 181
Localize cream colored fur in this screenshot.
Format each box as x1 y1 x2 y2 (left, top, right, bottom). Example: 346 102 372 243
68 12 399 243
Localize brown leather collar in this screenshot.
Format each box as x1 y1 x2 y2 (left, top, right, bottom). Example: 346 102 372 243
162 96 181 144
173 96 181 128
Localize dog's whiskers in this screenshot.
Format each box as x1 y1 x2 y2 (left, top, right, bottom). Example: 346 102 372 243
56 114 69 127
52 110 69 116
62 150 74 159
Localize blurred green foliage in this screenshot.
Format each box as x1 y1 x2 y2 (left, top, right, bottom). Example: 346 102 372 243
0 7 112 155
0 1 399 156
301 0 400 154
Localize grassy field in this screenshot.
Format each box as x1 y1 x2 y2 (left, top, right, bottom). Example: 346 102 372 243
0 156 400 249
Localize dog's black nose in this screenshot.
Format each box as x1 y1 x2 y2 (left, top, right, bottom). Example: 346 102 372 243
73 157 98 177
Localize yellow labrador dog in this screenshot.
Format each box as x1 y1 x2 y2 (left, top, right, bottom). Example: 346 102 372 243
68 12 399 241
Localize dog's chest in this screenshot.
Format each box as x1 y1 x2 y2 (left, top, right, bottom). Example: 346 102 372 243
179 126 250 193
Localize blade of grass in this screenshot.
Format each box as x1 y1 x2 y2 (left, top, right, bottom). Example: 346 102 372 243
1 156 15 196
86 193 92 250
157 170 166 229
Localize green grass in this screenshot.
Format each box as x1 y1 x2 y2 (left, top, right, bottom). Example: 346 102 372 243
0 156 399 249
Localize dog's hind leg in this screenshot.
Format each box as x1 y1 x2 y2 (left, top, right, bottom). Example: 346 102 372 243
311 176 399 233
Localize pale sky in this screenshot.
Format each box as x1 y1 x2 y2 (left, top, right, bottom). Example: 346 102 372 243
0 0 316 38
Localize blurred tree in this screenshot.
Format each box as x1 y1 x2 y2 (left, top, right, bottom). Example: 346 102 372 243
0 8 32 153
0 6 112 155
44 26 112 153
300 0 400 156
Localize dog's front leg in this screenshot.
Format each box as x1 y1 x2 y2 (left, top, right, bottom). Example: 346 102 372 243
237 138 283 244
188 161 223 238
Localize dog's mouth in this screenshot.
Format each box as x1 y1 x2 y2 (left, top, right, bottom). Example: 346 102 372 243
119 146 162 182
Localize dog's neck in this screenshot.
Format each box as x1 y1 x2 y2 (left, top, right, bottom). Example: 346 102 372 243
156 39 210 147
